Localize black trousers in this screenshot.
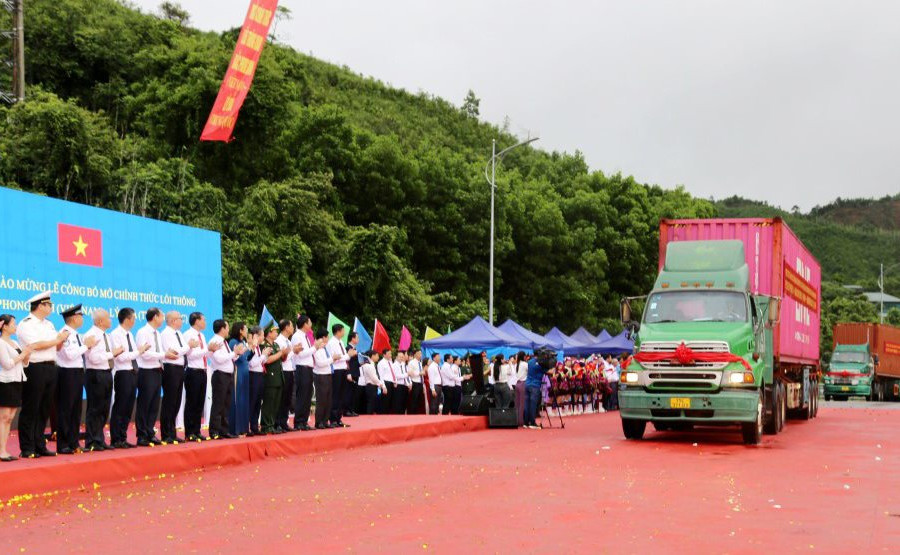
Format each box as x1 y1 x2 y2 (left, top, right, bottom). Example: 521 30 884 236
183 368 207 437
441 385 454 415
452 386 462 414
56 366 84 450
295 365 313 426
110 370 137 444
342 380 359 414
84 369 113 446
278 369 295 430
365 384 380 414
313 373 332 427
160 363 185 441
18 361 57 454
330 369 348 423
248 371 265 433
409 382 425 414
392 383 409 414
382 381 395 414
135 368 162 442
429 385 443 415
209 370 233 437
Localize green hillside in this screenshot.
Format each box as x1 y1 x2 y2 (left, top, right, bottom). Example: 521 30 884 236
0 0 713 336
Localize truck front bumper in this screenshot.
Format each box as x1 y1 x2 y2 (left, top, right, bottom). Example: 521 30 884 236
619 388 759 423
823 384 870 397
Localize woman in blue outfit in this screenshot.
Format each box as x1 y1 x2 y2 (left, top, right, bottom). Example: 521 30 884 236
228 322 253 436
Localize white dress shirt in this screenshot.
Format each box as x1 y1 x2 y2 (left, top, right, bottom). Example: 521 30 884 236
249 345 265 373
110 326 141 371
426 361 441 389
516 361 529 382
407 359 423 384
439 362 455 387
451 364 462 386
377 358 395 383
161 326 190 367
0 339 27 383
506 363 518 388
56 324 87 369
326 337 349 370
275 334 293 372
393 361 409 386
361 362 382 387
84 326 115 370
208 335 238 373
135 324 166 369
292 331 315 368
16 312 57 363
312 345 332 375
182 327 209 370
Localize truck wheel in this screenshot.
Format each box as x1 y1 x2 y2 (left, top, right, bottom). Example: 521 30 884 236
812 381 819 417
776 381 786 432
825 395 832 401
742 389 764 445
622 418 646 440
764 383 778 435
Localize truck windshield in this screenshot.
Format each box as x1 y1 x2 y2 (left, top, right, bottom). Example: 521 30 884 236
831 352 867 364
644 291 748 323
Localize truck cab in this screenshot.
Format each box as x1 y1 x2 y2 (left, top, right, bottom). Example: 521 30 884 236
824 344 873 401
619 240 780 444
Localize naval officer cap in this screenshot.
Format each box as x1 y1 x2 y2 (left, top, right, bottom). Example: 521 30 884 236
26 290 52 304
61 304 84 319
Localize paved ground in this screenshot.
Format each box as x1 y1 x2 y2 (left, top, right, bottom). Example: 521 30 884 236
3 405 899 553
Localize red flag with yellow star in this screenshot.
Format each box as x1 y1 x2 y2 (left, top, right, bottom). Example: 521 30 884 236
58 223 103 267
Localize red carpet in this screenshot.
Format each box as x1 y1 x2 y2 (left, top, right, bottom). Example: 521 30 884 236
3 409 900 552
0 415 487 500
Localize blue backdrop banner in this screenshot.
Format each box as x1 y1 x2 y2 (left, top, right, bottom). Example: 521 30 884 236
0 187 223 331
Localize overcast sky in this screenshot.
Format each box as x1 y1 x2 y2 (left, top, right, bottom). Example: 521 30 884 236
132 0 900 210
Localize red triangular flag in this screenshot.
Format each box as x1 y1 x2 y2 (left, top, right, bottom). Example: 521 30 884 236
372 319 392 353
398 325 412 352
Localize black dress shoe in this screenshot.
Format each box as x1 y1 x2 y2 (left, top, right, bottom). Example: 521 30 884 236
20 451 37 459
223 433 238 439
149 438 163 446
36 448 56 457
272 429 284 435
57 447 75 455
299 424 313 431
136 440 151 447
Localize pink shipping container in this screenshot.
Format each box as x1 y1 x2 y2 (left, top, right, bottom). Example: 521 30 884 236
659 218 821 367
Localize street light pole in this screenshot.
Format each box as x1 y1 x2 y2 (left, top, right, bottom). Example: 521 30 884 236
881 262 884 324
484 136 539 325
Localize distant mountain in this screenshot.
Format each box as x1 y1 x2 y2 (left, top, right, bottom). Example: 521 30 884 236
809 195 900 231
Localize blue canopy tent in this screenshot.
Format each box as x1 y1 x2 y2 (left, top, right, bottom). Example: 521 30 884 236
594 330 635 355
570 327 600 346
543 327 597 357
497 319 560 351
421 316 535 359
596 329 612 343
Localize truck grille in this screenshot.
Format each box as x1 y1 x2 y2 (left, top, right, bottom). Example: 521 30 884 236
639 341 729 389
639 341 731 371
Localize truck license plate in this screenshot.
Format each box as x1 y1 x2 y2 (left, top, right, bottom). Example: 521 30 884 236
841 386 849 391
670 397 691 409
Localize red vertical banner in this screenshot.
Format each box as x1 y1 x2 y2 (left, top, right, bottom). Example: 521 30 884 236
200 0 279 142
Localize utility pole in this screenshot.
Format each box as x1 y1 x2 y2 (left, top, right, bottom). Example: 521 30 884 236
881 262 885 324
13 0 23 101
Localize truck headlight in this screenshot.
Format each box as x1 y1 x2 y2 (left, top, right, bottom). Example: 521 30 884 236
851 379 859 385
622 371 639 384
727 371 755 385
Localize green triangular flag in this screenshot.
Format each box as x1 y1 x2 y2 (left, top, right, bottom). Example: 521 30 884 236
327 312 352 346
446 324 453 335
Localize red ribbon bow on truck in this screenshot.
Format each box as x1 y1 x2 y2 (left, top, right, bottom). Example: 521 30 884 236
624 342 752 370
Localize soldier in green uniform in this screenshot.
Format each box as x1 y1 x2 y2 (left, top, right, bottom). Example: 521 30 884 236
260 323 287 434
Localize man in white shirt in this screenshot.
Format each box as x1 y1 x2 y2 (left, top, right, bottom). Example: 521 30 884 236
407 349 425 414
426 353 442 415
342 332 363 418
360 351 385 414
439 355 456 415
17 291 69 458
134 307 178 446
83 309 123 451
312 327 340 429
327 323 354 428
391 351 410 414
515 351 529 427
109 307 150 449
159 311 194 444
207 319 244 439
182 312 214 441
376 349 395 414
56 304 98 454
275 319 297 432
292 316 316 431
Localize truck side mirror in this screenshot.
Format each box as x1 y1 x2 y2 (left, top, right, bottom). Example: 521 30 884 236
620 298 632 324
767 298 780 326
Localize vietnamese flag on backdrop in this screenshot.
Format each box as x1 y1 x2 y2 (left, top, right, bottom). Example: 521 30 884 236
372 320 392 353
200 0 279 142
58 223 103 267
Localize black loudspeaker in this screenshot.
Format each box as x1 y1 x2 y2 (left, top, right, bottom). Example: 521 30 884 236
460 394 490 416
489 408 518 428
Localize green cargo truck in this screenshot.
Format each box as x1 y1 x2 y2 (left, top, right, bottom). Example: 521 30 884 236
619 218 821 445
824 343 873 401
